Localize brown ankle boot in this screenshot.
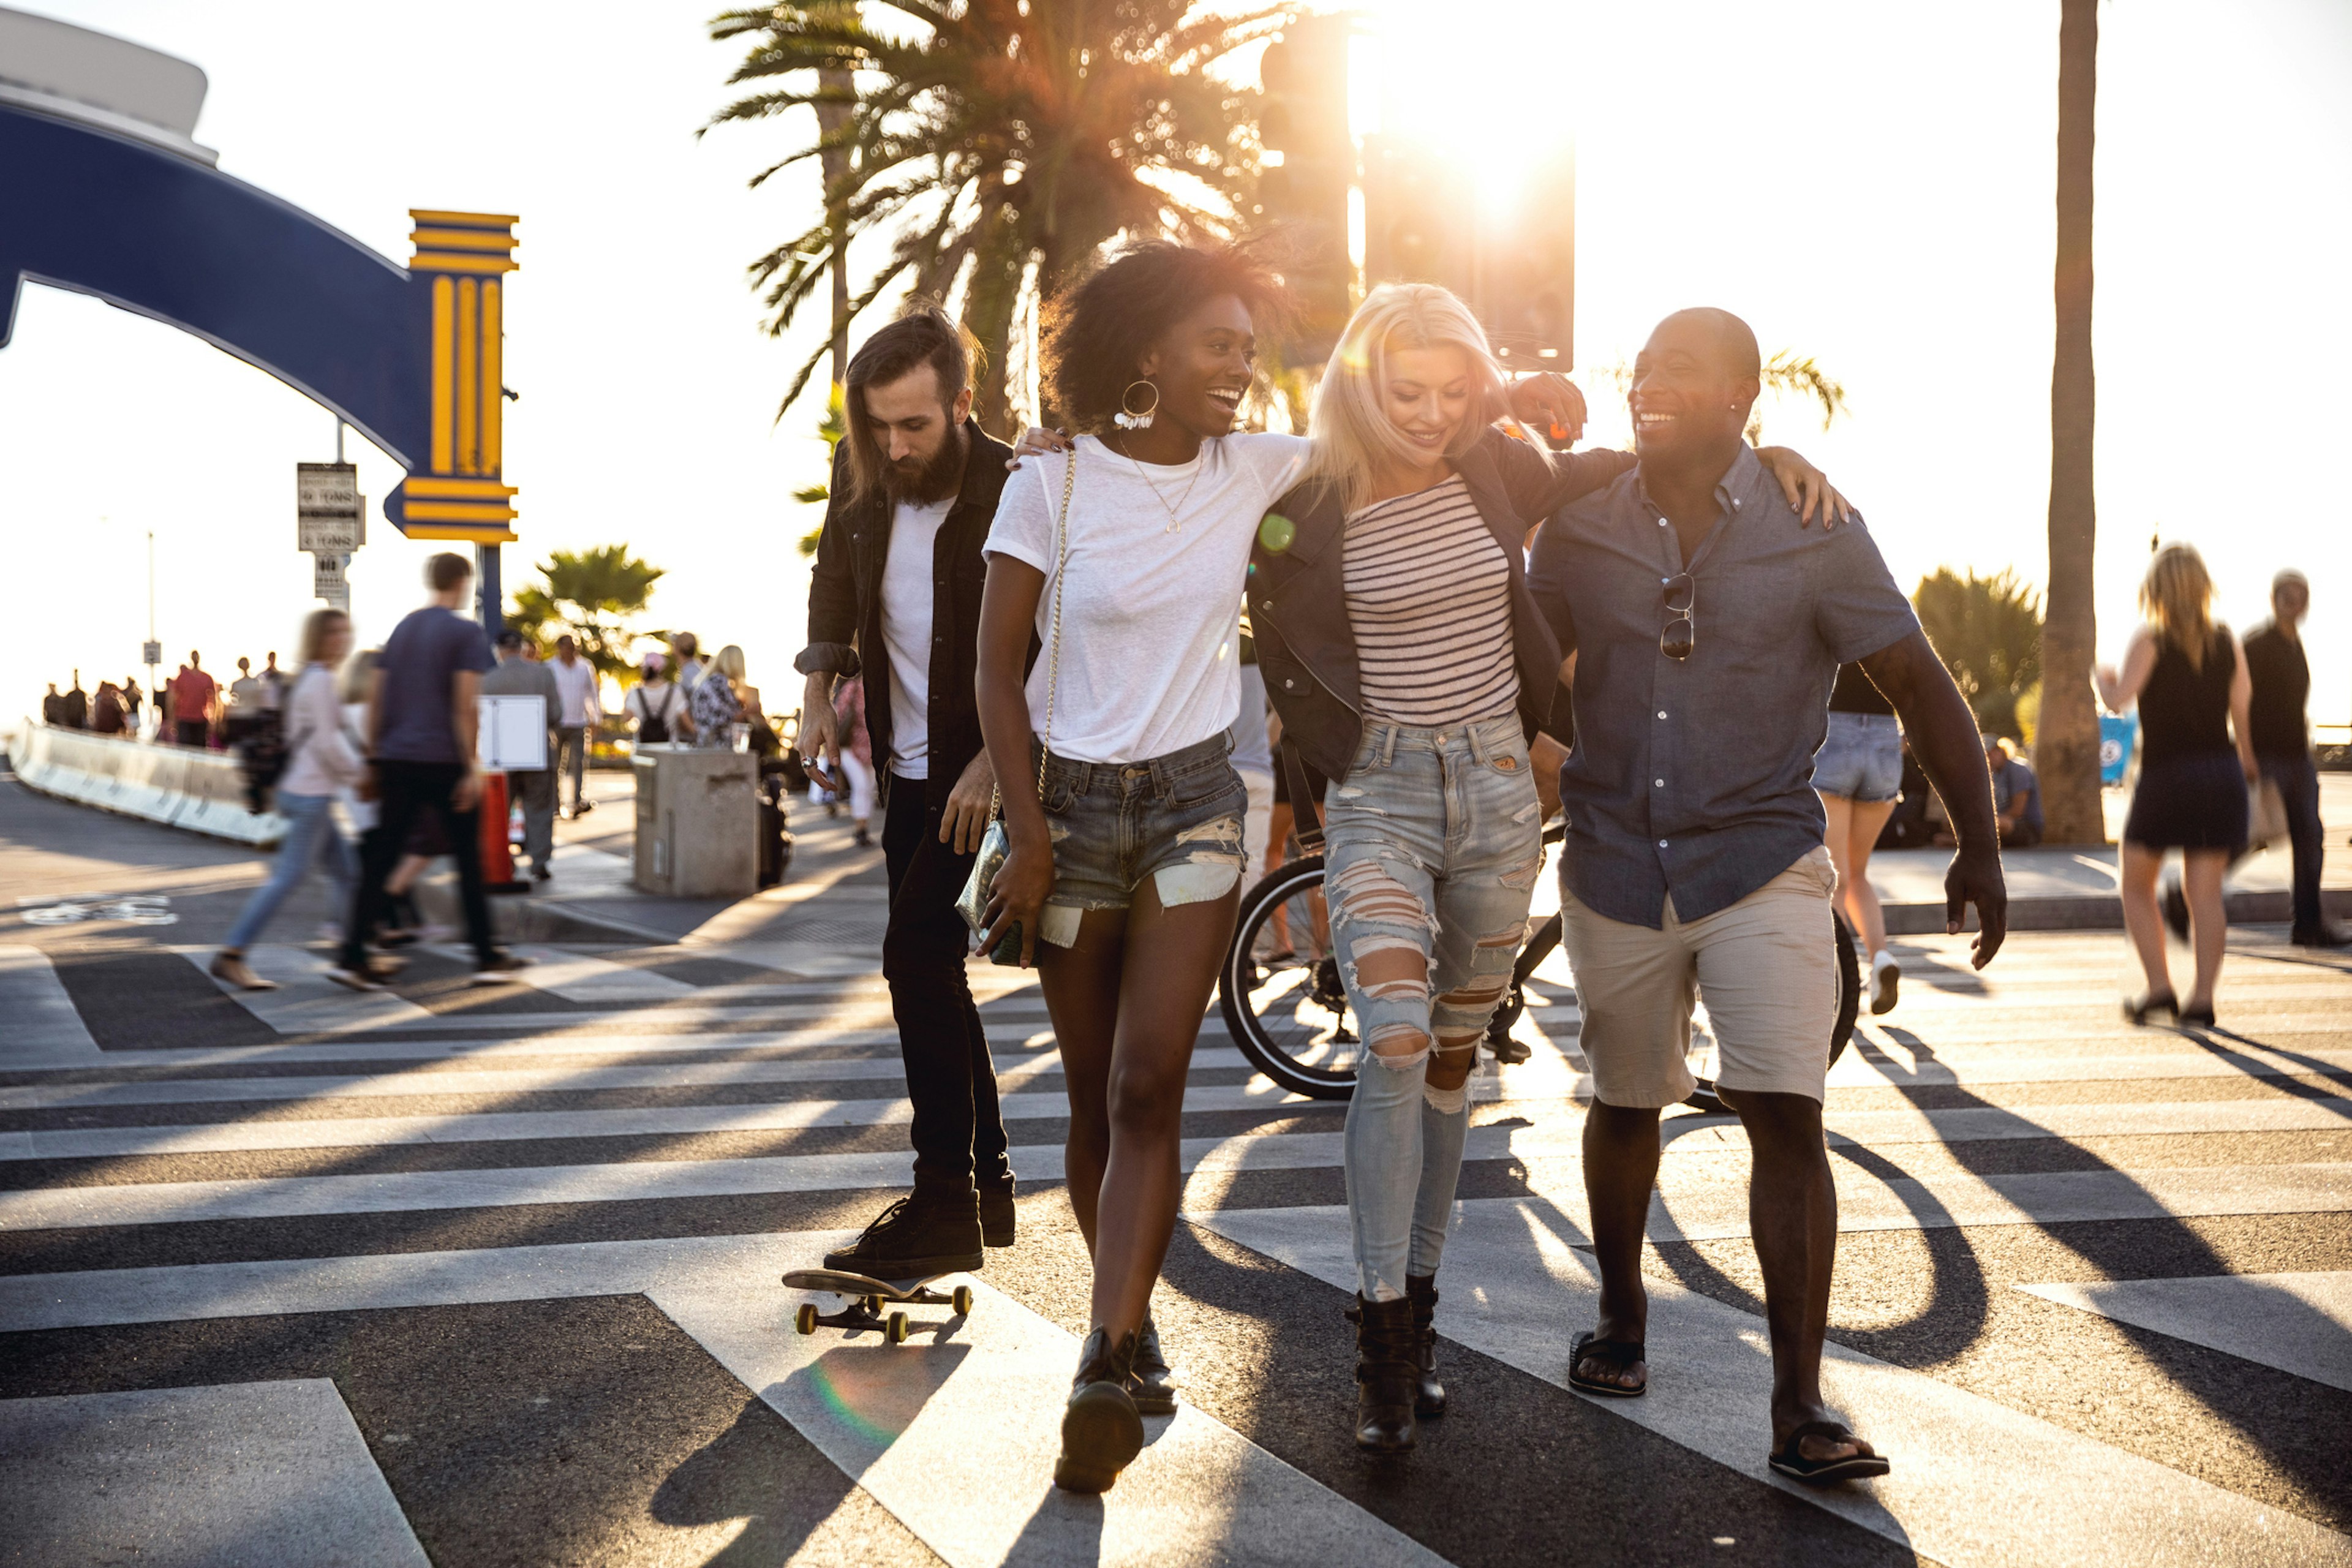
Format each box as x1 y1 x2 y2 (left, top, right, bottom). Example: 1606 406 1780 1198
1351 1294 1419 1452
1406 1273 1446 1417
1055 1328 1144 1493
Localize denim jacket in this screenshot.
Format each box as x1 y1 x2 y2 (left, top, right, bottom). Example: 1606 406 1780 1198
1247 429 1635 784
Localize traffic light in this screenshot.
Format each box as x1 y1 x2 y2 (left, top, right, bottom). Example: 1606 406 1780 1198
1256 15 1352 360
1362 137 1473 298
1480 149 1575 371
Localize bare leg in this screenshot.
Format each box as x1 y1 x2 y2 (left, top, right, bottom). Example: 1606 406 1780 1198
2180 848 2230 1012
1841 799 1897 955
1718 1085 1875 1465
1576 1101 1660 1392
1038 908 1131 1253
2117 842 2174 1002
1087 878 1240 1337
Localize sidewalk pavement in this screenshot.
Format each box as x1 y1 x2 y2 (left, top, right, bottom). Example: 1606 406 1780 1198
429 772 2352 949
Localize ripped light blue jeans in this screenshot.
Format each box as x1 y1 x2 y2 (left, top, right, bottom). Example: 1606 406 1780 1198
1328 714 1543 1301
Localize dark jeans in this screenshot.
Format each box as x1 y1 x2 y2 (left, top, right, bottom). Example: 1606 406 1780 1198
344 761 498 966
175 720 208 748
2261 752 2327 935
881 775 1011 1196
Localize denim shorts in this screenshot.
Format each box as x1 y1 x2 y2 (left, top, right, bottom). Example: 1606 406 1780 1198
1811 710 1903 802
1033 733 1250 946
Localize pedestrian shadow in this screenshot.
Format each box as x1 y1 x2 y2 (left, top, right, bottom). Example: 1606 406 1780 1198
2164 1022 2352 1112
1849 1023 2352 1517
651 1393 901 1566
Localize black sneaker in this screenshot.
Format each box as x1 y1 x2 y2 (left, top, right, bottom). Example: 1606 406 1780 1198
471 951 532 986
1128 1314 1177 1415
981 1180 1016 1248
823 1193 983 1277
1055 1329 1144 1493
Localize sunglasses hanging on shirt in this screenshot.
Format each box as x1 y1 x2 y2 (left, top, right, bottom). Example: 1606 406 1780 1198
1661 571 1696 661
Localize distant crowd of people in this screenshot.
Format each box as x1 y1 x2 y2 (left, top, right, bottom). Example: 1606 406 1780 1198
39 652 298 749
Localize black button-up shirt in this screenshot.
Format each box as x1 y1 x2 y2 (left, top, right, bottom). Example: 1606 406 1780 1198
794 420 1015 807
2242 622 2310 760
1528 444 1919 927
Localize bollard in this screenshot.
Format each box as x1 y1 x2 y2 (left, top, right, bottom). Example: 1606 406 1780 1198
479 771 521 891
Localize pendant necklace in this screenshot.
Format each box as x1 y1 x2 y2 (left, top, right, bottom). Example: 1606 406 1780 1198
1108 432 1203 533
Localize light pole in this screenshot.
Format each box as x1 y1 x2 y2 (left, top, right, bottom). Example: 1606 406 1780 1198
145 529 158 741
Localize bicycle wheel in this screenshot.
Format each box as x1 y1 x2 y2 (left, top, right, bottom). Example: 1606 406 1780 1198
1218 857 1361 1099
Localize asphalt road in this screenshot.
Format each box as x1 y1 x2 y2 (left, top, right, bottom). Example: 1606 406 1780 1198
1 767 2348 1567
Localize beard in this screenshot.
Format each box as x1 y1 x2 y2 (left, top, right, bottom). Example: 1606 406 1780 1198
881 423 968 505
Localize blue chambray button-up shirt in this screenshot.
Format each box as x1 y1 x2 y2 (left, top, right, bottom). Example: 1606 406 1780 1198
1527 445 1919 928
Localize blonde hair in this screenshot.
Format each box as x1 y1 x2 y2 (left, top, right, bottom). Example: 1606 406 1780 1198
339 647 380 705
713 644 748 682
2139 543 2215 669
295 608 349 668
1306 283 1520 515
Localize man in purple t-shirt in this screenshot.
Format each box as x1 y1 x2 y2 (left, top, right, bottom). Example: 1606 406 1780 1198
331 552 528 989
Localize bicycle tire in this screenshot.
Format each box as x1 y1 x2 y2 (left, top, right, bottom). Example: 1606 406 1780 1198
1218 856 1359 1099
1684 908 1863 1114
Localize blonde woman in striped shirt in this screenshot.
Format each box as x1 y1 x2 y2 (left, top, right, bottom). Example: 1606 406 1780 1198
1247 284 1843 1452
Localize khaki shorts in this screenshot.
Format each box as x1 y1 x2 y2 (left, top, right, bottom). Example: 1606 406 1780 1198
1562 847 1841 1107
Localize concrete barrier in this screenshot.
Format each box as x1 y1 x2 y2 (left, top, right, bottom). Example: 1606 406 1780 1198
7 721 285 846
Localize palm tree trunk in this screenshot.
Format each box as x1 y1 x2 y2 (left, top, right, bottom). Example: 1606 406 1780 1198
815 65 854 386
2039 0 2103 845
962 209 1026 439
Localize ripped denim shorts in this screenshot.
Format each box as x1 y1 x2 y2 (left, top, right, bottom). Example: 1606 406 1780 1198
1032 731 1250 948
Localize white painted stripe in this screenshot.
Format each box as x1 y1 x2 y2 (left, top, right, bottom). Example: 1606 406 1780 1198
11 1091 2340 1164
494 944 696 1001
179 947 434 1032
7 1080 1325 1157
0 1381 429 1567
0 1232 1445 1568
1199 1200 2352 1568
0 944 98 1062
2019 1271 2352 1393
5 1109 2342 1232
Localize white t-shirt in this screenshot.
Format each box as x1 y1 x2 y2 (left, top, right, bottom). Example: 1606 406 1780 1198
985 434 1307 764
550 657 598 728
878 495 956 778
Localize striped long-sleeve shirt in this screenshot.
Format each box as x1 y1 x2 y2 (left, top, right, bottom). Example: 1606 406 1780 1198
1341 475 1520 726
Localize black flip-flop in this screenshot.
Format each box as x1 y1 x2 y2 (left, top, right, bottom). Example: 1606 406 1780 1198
1768 1419 1890 1484
1568 1331 1647 1398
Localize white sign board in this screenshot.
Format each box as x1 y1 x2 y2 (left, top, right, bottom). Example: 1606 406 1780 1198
478 694 549 771
141 639 161 666
296 461 365 552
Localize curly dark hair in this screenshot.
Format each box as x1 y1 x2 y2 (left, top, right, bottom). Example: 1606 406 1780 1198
1042 237 1295 433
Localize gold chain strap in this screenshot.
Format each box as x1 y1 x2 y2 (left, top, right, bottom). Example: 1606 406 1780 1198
989 445 1077 819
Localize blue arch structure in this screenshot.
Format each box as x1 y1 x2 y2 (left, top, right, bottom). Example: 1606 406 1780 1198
0 86 521 565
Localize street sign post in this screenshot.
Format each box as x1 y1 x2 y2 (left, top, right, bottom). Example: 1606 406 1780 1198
298 460 363 604
140 639 160 667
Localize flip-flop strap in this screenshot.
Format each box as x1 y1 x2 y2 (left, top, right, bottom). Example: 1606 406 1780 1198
1782 1419 1860 1452
1575 1334 1646 1370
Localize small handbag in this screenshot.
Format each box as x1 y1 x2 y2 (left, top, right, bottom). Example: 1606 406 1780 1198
2247 773 2290 850
957 447 1077 963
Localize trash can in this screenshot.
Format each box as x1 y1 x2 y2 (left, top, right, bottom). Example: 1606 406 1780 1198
633 745 758 897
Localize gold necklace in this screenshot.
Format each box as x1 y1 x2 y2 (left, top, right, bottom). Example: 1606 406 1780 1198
1106 432 1204 533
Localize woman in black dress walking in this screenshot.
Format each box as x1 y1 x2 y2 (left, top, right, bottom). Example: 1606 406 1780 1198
2095 544 2255 1027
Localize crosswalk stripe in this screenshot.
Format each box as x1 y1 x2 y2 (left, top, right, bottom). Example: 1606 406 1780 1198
0 945 99 1063
2018 1271 2352 1393
1197 1200 2352 1568
6 1091 2340 1164
178 946 437 1031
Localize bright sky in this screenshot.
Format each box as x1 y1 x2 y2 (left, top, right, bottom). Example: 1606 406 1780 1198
4 0 2347 732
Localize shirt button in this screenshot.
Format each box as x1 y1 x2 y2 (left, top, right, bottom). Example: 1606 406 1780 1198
1732 499 1743 510
1657 839 1668 848
1657 710 1668 720
1654 778 1664 787
1657 518 1668 528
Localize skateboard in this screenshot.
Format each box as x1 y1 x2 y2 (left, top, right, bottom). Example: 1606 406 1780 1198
782 1268 975 1345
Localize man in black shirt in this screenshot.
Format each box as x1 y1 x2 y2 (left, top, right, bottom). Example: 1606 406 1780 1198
2243 571 2345 947
796 305 1020 1276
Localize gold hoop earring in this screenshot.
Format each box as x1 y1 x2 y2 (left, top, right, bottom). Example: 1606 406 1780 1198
1113 379 1160 431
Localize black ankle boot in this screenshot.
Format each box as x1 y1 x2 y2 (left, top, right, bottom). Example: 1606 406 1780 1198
1055 1328 1144 1493
1128 1313 1177 1414
1406 1273 1446 1417
1352 1295 1419 1452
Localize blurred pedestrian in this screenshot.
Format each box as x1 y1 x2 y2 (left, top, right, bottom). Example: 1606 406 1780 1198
212 609 361 990
483 627 561 883
61 671 88 729
40 684 62 726
669 631 705 697
549 635 598 818
224 657 264 747
170 654 216 747
1812 662 1905 1012
332 552 526 990
2242 570 2344 946
828 673 875 846
2096 543 2253 1028
91 681 127 735
121 677 143 734
259 650 287 713
688 638 744 744
625 652 688 744
1986 735 2043 848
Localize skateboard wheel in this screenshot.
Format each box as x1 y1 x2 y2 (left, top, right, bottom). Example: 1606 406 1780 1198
865 1295 884 1317
886 1310 910 1344
795 1303 817 1335
952 1284 974 1316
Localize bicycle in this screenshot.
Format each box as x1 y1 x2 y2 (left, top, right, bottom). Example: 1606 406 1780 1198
1218 818 1861 1109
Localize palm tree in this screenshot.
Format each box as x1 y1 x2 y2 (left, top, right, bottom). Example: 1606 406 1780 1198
706 0 1294 432
1590 349 1849 443
2038 0 2102 843
508 546 668 686
1913 568 2044 741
